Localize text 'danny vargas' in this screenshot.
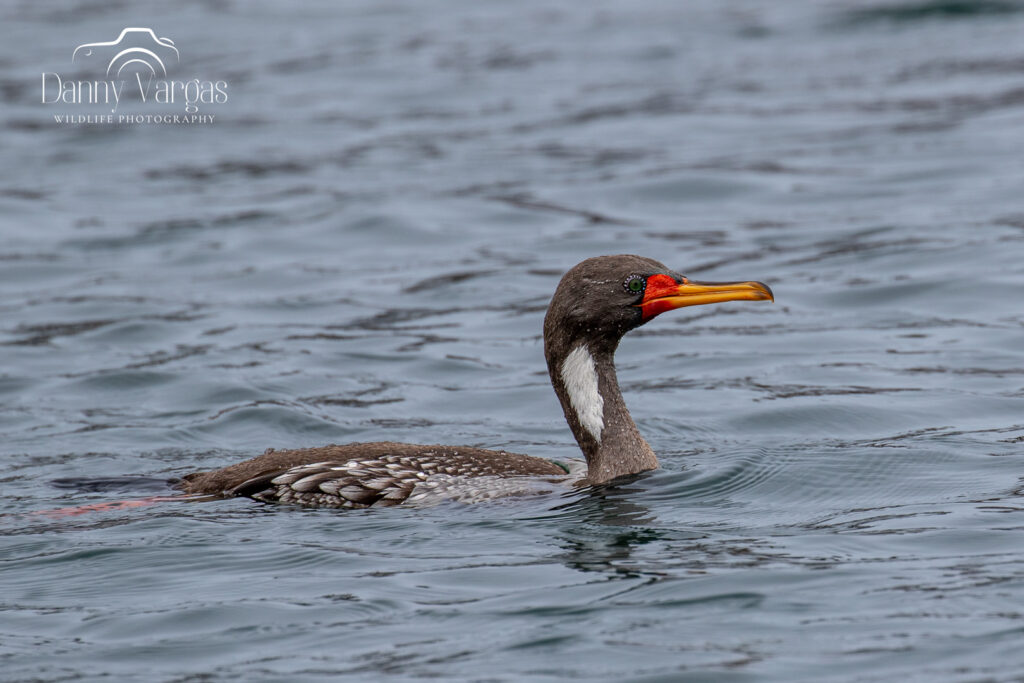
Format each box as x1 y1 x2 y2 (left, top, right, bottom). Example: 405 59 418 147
41 73 228 114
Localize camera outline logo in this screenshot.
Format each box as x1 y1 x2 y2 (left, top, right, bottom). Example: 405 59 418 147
72 27 179 78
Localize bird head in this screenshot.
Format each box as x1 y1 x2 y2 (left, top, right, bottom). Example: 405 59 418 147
544 254 773 356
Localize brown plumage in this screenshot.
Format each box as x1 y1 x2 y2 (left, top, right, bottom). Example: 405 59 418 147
179 255 772 508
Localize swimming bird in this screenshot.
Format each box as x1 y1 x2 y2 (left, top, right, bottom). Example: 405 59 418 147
179 255 773 508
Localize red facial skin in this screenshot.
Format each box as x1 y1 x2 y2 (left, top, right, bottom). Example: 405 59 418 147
639 273 685 321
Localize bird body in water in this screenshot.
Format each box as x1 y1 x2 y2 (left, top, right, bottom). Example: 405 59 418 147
179 255 773 508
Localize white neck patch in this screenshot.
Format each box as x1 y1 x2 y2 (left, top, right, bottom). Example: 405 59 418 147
561 344 604 443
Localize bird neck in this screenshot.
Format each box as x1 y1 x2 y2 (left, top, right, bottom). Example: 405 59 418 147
549 341 658 484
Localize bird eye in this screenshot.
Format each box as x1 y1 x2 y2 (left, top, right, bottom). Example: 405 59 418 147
624 275 646 294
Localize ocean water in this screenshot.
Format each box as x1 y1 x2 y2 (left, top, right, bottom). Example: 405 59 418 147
3 1 1024 680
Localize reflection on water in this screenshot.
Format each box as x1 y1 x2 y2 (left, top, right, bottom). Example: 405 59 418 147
3 0 1024 680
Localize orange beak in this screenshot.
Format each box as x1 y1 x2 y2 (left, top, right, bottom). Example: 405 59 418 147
639 274 774 320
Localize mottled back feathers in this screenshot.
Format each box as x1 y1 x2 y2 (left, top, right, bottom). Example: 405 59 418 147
180 442 571 509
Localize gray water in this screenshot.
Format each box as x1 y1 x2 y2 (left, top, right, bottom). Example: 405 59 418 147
3 1 1024 680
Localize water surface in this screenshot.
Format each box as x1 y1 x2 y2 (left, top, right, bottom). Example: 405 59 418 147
3 1 1024 680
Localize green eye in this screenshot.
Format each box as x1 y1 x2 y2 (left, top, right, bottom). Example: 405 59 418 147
624 275 646 294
